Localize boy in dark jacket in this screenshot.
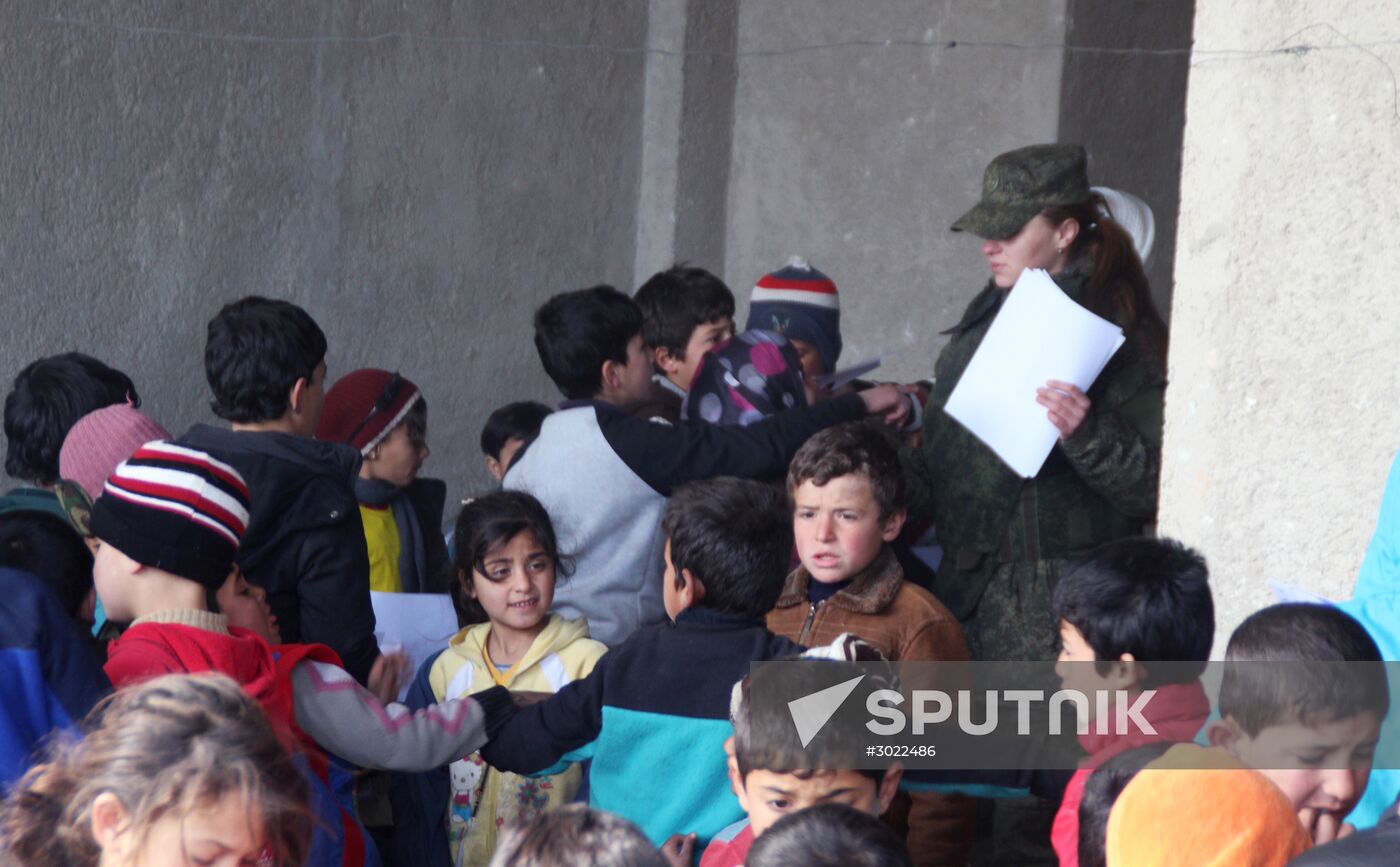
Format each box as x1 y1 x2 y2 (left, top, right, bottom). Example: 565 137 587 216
176 296 380 683
482 478 804 849
505 286 908 647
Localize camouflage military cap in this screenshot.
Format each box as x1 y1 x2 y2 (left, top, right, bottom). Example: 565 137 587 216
53 478 94 538
951 144 1092 240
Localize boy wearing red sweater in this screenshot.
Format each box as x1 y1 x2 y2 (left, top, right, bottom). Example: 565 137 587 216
91 441 513 866
1049 537 1215 867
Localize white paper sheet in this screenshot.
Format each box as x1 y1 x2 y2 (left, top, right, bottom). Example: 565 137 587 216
943 269 1126 478
812 357 882 392
371 591 461 702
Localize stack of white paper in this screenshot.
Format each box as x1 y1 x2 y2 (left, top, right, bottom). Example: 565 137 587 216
944 269 1126 478
370 591 461 702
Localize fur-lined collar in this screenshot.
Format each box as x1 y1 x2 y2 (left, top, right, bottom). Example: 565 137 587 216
772 546 902 614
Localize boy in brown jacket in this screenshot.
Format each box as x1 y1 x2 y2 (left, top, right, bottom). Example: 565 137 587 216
767 421 972 865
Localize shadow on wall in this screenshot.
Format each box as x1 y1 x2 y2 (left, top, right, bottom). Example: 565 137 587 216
1059 0 1197 322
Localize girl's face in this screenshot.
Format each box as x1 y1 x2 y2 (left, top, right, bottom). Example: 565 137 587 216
362 423 429 488
96 792 268 867
466 529 555 639
980 214 1076 288
216 567 280 644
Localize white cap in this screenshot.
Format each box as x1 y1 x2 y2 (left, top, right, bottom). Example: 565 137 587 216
1092 186 1156 267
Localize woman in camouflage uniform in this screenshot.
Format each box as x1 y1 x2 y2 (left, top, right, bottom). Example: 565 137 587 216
909 144 1168 664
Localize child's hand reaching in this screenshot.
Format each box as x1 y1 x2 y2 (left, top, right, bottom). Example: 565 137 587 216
659 832 696 867
857 383 912 427
367 650 410 706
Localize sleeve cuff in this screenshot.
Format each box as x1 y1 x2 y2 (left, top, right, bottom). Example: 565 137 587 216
473 685 517 741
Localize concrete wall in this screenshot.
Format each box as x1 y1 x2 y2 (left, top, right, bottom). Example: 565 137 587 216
1159 0 1400 651
0 1 648 503
723 0 1069 383
1059 0 1195 315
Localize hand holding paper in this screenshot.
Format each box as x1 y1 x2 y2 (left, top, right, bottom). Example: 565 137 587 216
943 268 1125 478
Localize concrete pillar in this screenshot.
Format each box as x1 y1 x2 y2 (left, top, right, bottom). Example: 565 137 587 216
1159 0 1400 650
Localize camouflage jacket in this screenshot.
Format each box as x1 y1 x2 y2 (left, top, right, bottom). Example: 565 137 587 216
906 261 1165 613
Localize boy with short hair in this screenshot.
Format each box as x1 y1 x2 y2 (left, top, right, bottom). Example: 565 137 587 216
91 442 515 867
175 296 379 682
1049 536 1215 867
479 400 552 481
505 286 907 646
481 478 806 849
766 421 971 865
701 656 903 867
633 265 736 398
2 352 138 519
745 804 913 867
1208 603 1390 846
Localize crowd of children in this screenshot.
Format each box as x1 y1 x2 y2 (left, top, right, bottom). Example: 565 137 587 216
1 146 1398 867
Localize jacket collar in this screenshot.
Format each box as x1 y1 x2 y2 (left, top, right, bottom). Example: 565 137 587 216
772 546 902 614
180 423 361 488
674 607 766 630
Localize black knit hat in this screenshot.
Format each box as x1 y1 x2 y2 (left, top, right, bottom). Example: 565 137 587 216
90 441 251 589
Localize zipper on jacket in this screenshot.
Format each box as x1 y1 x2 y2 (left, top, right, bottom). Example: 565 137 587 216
798 602 821 645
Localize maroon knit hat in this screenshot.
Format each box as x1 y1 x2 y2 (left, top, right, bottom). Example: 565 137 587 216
315 368 422 455
59 403 173 501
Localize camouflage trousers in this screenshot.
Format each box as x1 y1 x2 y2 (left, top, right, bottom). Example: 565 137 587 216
962 559 1070 867
962 559 1070 663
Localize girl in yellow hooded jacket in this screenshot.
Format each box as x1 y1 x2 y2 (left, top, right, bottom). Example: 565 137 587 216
429 491 607 867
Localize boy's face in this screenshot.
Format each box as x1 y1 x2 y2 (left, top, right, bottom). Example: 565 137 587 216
605 334 657 411
363 422 429 488
1054 620 1140 721
1215 712 1381 826
487 436 526 481
291 361 328 437
661 539 703 620
663 316 734 391
92 537 137 621
735 767 899 837
788 338 827 403
216 566 280 644
792 475 904 584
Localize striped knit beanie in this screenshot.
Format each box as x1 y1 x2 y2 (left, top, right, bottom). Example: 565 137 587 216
316 368 423 456
744 256 842 373
90 442 251 589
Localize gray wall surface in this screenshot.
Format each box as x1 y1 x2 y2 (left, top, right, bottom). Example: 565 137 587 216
1059 0 1195 316
1160 0 1400 653
2 1 648 503
3 0 1196 514
722 0 1069 382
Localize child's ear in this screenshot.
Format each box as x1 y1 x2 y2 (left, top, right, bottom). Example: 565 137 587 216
287 375 309 416
877 763 904 815
880 508 907 543
599 359 622 395
724 736 744 799
653 345 678 376
1104 652 1142 692
683 569 707 605
90 792 129 850
1206 717 1243 751
485 455 504 481
458 568 477 599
